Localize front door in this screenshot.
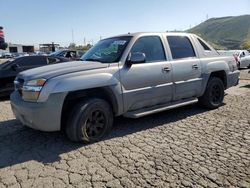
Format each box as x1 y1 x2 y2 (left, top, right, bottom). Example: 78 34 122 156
120 35 173 112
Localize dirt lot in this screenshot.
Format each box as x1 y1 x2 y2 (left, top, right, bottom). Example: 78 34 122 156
0 70 250 188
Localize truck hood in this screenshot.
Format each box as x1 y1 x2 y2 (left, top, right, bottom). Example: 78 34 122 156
18 61 109 81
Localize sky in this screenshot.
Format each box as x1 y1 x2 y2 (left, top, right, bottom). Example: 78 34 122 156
1 0 250 47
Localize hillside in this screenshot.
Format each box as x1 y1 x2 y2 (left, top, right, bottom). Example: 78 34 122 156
188 15 250 50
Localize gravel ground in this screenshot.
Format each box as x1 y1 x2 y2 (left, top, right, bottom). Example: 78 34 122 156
0 70 250 188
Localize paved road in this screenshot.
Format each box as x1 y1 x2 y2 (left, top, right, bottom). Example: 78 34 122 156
0 70 250 188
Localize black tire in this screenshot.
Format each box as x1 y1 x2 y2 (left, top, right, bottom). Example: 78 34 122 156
198 77 225 109
66 98 113 143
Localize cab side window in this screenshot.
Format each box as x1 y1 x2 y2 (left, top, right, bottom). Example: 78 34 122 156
167 36 196 59
130 36 166 62
197 38 211 51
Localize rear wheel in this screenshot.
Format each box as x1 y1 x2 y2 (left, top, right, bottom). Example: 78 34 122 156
198 77 225 109
66 98 113 143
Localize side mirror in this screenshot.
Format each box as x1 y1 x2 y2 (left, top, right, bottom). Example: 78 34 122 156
11 64 19 71
127 52 146 65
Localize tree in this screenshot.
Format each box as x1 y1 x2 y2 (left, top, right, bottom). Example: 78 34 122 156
68 43 93 52
68 43 76 49
241 41 250 50
75 44 93 52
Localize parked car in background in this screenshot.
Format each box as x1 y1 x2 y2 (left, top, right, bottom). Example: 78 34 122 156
0 55 70 97
50 49 84 60
0 52 14 59
35 51 48 56
234 50 250 69
11 32 239 143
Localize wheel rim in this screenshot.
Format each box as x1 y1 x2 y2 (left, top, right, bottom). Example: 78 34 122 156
210 84 222 105
84 110 106 139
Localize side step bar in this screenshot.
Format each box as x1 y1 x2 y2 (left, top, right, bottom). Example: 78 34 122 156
124 98 198 118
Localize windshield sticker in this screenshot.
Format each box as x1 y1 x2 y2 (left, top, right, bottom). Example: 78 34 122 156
112 40 127 45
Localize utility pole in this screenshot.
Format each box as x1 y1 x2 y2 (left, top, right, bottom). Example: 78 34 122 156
71 29 75 44
84 37 86 46
51 42 55 52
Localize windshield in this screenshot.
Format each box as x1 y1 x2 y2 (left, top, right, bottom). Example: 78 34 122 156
49 50 63 56
81 36 132 63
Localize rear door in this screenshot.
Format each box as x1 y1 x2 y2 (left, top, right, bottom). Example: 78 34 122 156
167 35 202 100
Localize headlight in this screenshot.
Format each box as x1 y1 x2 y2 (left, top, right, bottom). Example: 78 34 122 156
22 79 46 101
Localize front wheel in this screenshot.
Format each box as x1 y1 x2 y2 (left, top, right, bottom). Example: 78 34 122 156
198 77 225 109
66 98 113 143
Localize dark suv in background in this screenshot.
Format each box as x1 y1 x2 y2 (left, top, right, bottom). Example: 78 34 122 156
0 55 70 97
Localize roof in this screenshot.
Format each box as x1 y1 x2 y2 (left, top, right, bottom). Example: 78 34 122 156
105 32 195 39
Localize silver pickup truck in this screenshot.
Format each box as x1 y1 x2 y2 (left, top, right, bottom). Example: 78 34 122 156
11 32 240 143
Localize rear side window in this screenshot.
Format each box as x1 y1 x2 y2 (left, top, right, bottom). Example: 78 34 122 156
130 36 166 62
197 38 211 51
167 36 196 59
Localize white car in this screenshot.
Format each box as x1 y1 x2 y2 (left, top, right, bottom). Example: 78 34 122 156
234 50 250 69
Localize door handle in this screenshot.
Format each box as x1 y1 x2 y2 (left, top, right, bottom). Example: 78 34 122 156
192 64 199 69
162 67 171 73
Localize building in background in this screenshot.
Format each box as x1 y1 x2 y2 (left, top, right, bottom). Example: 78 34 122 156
6 43 34 53
39 43 60 53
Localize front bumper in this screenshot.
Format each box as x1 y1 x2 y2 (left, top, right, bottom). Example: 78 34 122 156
227 70 240 89
10 91 67 132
